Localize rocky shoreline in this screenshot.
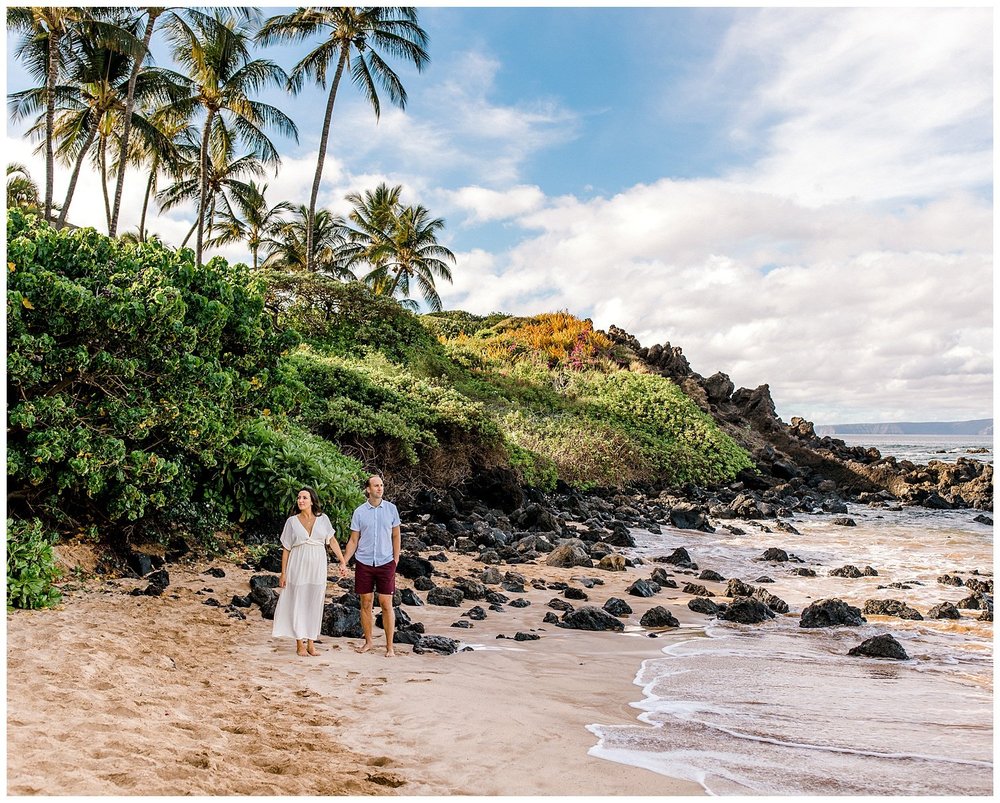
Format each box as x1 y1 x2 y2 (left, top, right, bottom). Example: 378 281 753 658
116 456 992 659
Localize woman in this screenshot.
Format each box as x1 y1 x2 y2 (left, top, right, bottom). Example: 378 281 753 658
272 487 348 656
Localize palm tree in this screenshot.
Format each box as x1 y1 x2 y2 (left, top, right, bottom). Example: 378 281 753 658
205 181 294 270
7 163 40 211
7 7 92 223
124 108 195 244
342 182 455 311
157 123 266 250
257 7 429 271
262 205 354 278
159 11 298 265
12 29 181 232
109 6 261 237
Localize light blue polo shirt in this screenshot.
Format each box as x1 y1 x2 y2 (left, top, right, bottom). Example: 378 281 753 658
350 499 400 567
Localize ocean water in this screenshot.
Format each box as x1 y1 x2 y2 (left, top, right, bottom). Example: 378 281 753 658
588 486 993 794
835 433 993 465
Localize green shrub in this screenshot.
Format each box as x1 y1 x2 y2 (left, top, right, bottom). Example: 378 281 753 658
506 441 558 492
220 416 366 536
6 209 297 538
7 518 62 610
286 347 502 465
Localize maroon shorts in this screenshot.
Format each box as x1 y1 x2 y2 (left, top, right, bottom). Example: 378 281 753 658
354 560 396 596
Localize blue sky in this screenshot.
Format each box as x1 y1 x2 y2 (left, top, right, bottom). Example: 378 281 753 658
4 5 994 426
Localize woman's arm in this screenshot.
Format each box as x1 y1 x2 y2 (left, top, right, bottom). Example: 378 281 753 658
278 547 289 587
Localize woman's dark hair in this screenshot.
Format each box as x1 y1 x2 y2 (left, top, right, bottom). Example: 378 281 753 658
290 486 322 516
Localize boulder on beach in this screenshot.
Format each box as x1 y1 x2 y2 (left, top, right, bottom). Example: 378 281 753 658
752 587 789 614
639 606 679 628
927 602 962 620
658 547 697 569
799 598 866 628
757 547 789 562
399 588 424 607
718 596 775 624
603 597 633 617
626 579 661 598
699 569 726 582
426 586 464 607
688 597 720 615
832 517 857 527
682 582 714 597
726 578 755 598
545 541 593 569
556 605 625 632
668 503 712 531
396 554 434 579
848 634 909 660
564 587 588 601
937 574 964 587
413 635 460 655
862 599 923 620
597 554 627 572
321 603 363 638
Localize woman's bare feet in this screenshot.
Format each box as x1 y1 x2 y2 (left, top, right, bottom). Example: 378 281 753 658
306 641 319 656
296 640 308 657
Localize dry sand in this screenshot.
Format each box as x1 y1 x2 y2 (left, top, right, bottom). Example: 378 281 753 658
7 546 707 796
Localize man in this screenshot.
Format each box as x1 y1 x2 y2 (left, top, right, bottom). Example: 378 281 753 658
344 474 401 657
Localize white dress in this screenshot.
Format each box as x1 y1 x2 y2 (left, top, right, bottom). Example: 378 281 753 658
271 514 335 640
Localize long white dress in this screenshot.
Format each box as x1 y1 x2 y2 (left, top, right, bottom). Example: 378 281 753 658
271 514 334 640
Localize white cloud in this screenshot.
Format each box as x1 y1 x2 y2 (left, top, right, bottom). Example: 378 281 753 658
716 8 992 205
444 185 546 224
440 177 992 423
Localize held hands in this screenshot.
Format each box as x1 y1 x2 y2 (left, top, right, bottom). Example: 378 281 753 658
338 562 349 579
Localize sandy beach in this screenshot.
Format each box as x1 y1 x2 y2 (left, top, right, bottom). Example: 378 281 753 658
7 545 706 796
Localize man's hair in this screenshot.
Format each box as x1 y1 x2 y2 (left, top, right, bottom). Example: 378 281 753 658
364 474 383 496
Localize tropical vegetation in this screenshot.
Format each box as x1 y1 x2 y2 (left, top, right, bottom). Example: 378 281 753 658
6 8 754 610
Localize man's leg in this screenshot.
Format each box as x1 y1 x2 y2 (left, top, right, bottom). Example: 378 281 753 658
378 593 395 656
357 592 376 653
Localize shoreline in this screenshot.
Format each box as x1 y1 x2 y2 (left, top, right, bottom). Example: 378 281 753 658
7 552 706 796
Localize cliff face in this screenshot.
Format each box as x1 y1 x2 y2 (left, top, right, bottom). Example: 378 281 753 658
604 325 993 511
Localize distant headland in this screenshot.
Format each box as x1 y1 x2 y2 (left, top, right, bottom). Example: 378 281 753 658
816 419 993 436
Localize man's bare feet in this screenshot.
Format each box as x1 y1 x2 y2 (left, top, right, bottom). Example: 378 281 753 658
355 641 375 654
385 647 396 658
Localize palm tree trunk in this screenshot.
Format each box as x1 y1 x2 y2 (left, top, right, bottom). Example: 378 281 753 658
195 111 214 265
56 125 99 229
44 31 60 223
139 163 156 243
110 9 160 237
181 218 197 247
100 135 113 232
306 46 349 273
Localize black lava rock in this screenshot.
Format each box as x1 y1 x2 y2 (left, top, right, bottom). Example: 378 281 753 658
927 602 962 620
848 634 909 660
639 606 680 628
718 596 775 624
556 606 625 632
799 598 866 628
413 635 460 655
626 579 661 598
603 597 633 617
862 599 923 620
687 597 720 615
427 586 464 607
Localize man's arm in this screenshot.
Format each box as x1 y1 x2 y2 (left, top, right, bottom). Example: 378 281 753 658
343 530 360 564
391 525 401 565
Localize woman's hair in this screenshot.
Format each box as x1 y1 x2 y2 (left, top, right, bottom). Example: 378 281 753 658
290 486 322 516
